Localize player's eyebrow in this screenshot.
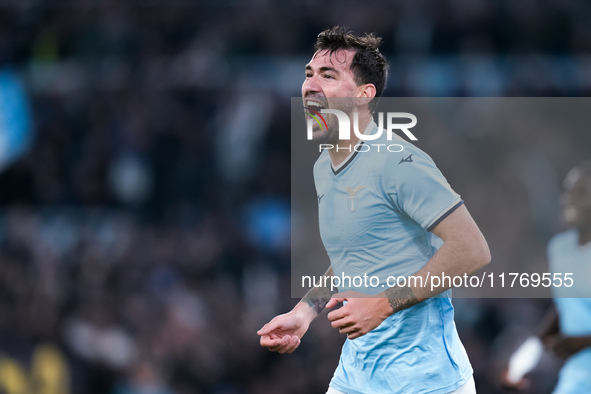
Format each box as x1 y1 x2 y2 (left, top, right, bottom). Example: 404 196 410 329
305 65 340 75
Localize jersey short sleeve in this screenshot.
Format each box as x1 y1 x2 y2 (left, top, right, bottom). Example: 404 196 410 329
384 148 462 231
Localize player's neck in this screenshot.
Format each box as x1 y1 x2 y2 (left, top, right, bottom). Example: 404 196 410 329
328 111 373 167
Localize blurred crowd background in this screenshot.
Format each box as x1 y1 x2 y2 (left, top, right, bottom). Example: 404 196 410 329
0 0 590 393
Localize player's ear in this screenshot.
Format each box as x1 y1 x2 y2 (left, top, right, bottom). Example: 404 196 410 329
354 84 376 107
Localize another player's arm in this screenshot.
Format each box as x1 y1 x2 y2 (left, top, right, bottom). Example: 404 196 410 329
536 305 559 341
501 304 591 390
258 266 335 353
327 205 490 339
537 305 591 359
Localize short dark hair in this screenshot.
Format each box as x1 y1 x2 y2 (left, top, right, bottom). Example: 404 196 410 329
314 26 389 111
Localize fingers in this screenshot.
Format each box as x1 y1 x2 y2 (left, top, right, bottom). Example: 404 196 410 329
260 335 300 354
329 316 366 339
260 333 278 348
326 290 359 310
326 297 345 310
257 320 281 336
337 323 356 335
257 325 269 336
280 336 301 354
336 325 365 339
269 335 292 352
347 330 364 340
330 317 352 330
327 302 355 335
327 311 369 339
327 306 347 321
257 323 274 336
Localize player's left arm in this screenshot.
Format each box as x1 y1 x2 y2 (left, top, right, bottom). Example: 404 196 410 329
393 203 491 304
544 334 591 359
327 204 490 339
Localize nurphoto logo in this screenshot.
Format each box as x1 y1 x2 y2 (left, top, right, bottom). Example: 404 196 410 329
303 108 418 153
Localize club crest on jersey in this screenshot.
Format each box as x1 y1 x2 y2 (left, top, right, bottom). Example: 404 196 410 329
345 185 366 212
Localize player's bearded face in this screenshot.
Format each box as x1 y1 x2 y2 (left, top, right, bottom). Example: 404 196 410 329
302 49 360 144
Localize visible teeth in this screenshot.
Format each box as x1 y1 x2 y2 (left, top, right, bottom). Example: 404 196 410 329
306 100 323 108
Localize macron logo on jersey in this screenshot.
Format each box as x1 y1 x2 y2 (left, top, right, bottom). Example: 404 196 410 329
398 154 413 165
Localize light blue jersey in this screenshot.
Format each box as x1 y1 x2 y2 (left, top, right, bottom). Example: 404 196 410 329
548 230 591 394
314 122 472 393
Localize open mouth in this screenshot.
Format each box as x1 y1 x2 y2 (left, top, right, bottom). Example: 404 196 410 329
303 99 329 131
305 99 328 112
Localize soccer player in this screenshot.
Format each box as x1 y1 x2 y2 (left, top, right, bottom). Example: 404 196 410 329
258 26 490 394
503 162 591 393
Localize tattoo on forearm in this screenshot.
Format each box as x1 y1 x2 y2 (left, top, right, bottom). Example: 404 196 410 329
303 287 334 315
302 267 335 315
385 286 419 314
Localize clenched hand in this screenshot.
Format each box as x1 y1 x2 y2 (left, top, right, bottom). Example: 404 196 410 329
326 292 392 340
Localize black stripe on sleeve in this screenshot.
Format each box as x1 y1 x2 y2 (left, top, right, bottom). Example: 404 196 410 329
426 200 464 232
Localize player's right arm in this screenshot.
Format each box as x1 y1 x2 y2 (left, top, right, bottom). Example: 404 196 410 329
257 267 335 354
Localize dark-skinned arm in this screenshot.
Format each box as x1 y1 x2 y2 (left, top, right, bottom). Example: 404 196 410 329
539 305 591 359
